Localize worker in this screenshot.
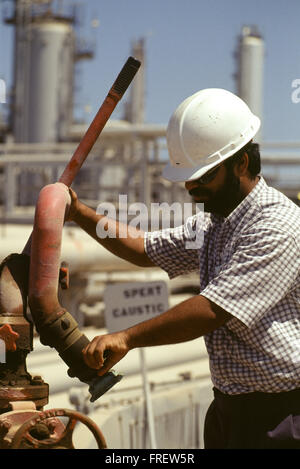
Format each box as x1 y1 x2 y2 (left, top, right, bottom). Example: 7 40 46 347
67 88 300 449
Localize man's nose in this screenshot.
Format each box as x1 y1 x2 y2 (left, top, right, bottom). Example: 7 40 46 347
185 180 198 191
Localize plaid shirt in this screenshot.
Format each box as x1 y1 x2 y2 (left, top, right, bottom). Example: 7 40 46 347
144 177 300 394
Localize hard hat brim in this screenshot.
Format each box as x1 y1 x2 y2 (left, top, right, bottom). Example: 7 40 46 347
162 160 221 183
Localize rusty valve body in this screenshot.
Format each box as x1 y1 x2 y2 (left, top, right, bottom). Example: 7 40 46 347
0 254 49 414
36 308 122 399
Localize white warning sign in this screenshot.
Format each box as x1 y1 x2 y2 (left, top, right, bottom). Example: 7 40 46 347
104 281 169 333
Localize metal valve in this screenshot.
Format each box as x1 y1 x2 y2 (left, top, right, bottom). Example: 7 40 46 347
9 408 107 449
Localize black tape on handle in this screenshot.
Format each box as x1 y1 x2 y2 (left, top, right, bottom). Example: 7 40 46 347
111 56 141 98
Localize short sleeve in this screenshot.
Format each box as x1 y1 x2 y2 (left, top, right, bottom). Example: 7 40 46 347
144 214 208 279
201 225 299 328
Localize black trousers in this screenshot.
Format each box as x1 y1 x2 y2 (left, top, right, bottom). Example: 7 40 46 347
204 387 300 449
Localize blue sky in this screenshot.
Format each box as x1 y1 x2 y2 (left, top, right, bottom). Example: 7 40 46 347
1 0 300 142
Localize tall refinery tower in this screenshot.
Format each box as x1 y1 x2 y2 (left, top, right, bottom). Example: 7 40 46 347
4 0 93 143
235 25 264 143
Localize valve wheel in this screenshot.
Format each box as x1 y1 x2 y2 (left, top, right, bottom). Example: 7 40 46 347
10 408 107 449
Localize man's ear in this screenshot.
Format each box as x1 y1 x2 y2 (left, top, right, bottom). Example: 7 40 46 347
234 152 249 177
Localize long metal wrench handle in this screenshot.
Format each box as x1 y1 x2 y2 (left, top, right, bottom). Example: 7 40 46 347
59 56 141 187
22 56 141 256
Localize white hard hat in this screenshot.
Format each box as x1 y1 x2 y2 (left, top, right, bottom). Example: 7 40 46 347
163 88 261 182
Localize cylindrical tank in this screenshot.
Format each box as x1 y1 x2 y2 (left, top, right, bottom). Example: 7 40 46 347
27 20 74 143
235 26 264 142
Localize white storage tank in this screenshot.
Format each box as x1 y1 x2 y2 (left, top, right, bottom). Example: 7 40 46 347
235 26 264 142
27 19 74 143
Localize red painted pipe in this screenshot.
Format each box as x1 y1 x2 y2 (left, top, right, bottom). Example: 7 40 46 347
25 58 141 396
28 57 141 317
59 56 141 187
28 182 70 323
28 56 141 321
27 182 122 396
22 57 141 256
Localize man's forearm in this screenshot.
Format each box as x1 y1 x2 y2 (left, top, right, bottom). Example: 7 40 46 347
72 200 155 267
124 295 231 349
82 295 231 374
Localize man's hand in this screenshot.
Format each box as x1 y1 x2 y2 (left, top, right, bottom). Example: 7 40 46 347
81 295 231 376
66 187 81 222
82 295 232 376
82 331 130 376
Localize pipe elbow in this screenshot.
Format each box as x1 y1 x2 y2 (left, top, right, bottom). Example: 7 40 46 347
28 183 71 324
27 183 123 396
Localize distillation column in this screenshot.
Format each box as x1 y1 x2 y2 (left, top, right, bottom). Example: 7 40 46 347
235 25 264 143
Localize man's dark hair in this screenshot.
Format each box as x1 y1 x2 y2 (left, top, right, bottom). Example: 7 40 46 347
224 142 261 180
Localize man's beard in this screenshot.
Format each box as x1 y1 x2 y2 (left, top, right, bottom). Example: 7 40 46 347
189 168 243 217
